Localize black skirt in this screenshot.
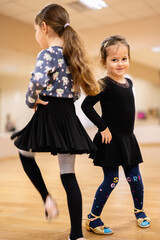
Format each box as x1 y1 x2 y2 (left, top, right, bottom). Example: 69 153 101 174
90 129 143 168
11 96 96 156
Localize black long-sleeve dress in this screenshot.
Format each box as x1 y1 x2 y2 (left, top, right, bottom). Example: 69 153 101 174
81 76 143 168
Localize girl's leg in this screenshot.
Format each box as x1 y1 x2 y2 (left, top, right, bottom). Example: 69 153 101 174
19 150 49 202
58 154 83 240
123 165 150 227
123 165 145 217
19 150 58 219
87 167 119 231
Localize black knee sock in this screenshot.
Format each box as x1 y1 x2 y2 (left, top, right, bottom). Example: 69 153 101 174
19 153 49 203
60 173 83 240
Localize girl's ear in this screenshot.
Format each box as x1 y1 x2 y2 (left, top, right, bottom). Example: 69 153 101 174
41 21 48 33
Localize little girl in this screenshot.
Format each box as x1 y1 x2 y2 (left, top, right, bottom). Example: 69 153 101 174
81 35 150 235
11 4 100 240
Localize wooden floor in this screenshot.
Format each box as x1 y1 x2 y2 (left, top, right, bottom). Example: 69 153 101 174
0 145 160 240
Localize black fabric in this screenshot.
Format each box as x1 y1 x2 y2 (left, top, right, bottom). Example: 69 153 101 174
19 153 49 202
60 173 83 240
81 77 143 167
11 97 96 156
82 77 135 133
92 130 143 167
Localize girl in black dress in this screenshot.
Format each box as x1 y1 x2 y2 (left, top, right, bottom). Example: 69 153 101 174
11 4 100 240
82 35 150 235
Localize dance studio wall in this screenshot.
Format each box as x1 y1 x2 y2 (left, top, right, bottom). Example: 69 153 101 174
0 75 33 132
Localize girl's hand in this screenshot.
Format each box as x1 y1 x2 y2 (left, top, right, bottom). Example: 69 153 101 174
33 98 49 112
100 127 112 144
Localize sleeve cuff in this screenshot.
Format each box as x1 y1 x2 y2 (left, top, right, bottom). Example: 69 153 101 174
25 100 35 108
98 121 107 132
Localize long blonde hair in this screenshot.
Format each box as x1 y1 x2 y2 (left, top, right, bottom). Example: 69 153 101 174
35 4 100 96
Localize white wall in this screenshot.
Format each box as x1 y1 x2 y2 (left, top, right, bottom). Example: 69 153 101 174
0 75 33 132
133 77 160 113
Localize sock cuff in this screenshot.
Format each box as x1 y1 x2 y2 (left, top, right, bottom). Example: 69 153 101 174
60 173 76 178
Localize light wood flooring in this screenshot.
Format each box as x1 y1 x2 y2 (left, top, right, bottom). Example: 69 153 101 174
0 145 160 240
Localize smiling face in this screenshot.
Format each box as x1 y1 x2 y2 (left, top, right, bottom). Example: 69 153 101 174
104 43 129 81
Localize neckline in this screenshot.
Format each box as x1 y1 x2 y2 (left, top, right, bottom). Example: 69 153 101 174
106 76 129 88
50 46 63 49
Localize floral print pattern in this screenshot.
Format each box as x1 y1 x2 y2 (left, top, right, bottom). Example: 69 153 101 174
26 46 78 108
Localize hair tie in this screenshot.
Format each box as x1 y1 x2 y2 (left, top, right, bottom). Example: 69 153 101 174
103 41 108 48
64 23 70 28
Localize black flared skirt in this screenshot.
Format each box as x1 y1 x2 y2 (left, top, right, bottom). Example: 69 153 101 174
11 96 96 156
90 129 143 168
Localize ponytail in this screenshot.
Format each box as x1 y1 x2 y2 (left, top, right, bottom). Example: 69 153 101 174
62 26 100 96
35 4 100 96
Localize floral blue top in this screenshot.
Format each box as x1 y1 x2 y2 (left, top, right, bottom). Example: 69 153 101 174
26 46 78 108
